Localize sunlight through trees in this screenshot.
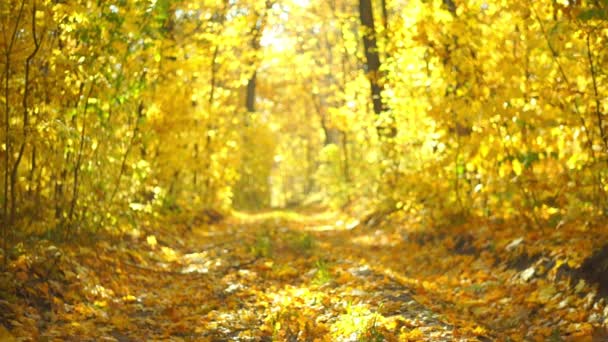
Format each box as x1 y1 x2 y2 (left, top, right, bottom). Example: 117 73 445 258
1 0 606 242
1 0 608 339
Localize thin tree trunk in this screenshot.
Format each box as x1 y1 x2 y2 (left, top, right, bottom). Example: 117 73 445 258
67 83 95 232
11 2 43 226
381 0 388 32
28 147 35 196
358 0 382 115
341 131 350 183
245 1 273 115
55 83 84 230
246 71 256 113
203 45 220 205
193 143 199 187
209 46 219 106
358 0 394 137
2 0 26 267
109 101 145 205
586 32 607 152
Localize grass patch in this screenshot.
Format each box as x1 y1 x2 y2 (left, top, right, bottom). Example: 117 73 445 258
251 232 273 258
289 232 315 253
313 259 332 285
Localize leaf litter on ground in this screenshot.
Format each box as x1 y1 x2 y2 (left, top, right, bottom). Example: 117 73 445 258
1 209 607 340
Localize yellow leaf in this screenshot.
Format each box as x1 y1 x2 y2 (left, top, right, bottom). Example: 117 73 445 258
473 326 487 335
122 295 137 303
499 162 511 177
480 144 489 157
146 235 158 249
512 159 523 176
161 246 178 262
400 327 423 339
94 300 107 308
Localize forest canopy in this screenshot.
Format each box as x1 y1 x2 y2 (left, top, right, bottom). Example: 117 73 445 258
2 0 608 240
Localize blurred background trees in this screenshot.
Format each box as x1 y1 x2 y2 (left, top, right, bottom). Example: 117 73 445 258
1 0 607 259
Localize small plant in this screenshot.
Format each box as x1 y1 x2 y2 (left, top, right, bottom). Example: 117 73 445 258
332 302 385 341
549 328 563 342
290 232 315 253
362 315 385 342
251 233 273 257
313 259 332 285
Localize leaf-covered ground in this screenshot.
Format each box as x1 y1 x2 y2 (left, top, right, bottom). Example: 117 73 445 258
1 210 607 341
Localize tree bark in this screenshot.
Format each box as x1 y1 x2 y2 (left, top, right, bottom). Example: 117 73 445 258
2 0 26 266
67 83 95 231
11 2 43 226
381 0 389 32
246 71 256 113
245 1 274 114
358 0 395 138
358 0 383 116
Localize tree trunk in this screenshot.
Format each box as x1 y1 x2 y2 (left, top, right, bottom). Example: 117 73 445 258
358 0 394 137
246 71 256 113
358 0 383 116
67 83 95 231
11 3 43 227
381 0 389 32
2 0 26 267
245 1 274 114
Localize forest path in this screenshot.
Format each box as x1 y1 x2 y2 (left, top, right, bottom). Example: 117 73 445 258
26 209 486 341
13 208 602 341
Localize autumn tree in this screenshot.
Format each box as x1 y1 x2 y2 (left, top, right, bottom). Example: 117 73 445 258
2 0 608 268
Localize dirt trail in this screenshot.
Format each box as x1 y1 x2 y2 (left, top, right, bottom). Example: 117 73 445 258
5 210 490 341
6 209 606 341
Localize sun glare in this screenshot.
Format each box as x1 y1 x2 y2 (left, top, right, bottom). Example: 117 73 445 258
260 31 291 51
292 0 310 7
